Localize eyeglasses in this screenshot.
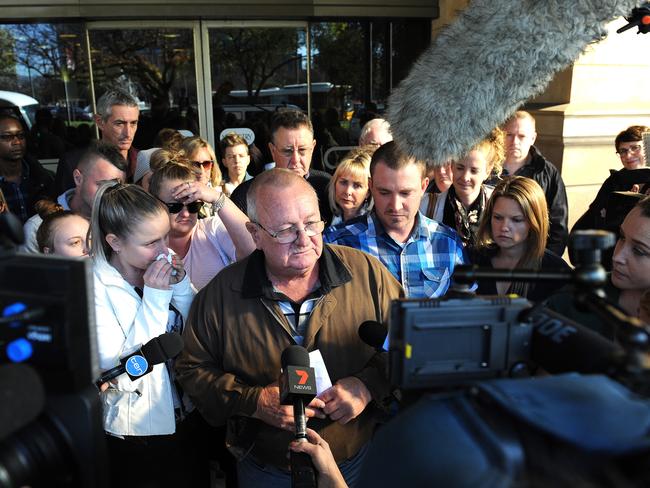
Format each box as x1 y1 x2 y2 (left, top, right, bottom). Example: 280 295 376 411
0 132 26 142
275 146 313 159
617 144 642 156
159 199 203 214
192 160 214 169
253 220 325 244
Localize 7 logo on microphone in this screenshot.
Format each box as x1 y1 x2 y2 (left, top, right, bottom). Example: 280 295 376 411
287 365 316 394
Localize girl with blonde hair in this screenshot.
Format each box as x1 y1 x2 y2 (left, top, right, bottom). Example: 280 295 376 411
328 146 374 226
421 128 505 248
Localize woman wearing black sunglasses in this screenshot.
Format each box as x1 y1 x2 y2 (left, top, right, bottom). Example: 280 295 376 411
149 160 255 290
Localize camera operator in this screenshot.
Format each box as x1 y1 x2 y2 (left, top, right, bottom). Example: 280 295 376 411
548 195 650 339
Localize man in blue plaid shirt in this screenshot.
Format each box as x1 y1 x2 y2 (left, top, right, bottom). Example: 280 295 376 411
324 141 469 298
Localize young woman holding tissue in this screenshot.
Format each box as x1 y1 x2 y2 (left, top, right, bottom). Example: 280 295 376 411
149 159 255 290
90 181 208 487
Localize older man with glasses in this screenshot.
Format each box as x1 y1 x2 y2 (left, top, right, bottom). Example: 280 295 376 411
177 168 403 488
231 109 333 225
0 114 54 223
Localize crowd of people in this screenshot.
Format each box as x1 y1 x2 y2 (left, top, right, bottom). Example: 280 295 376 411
2 84 650 488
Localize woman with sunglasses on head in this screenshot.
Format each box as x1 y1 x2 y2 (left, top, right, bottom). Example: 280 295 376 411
149 159 255 290
90 182 208 488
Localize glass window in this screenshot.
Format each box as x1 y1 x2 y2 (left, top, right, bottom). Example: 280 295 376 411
0 22 93 159
208 26 308 171
88 27 198 150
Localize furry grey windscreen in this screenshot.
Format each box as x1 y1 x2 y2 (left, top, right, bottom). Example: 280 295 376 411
644 132 650 167
387 0 638 165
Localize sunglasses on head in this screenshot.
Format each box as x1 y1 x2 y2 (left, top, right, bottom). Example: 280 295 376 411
192 160 214 169
160 200 203 214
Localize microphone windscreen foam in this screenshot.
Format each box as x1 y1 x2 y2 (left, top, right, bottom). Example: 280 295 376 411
643 131 650 167
281 345 310 369
358 321 388 350
387 0 637 165
141 332 184 364
0 363 45 439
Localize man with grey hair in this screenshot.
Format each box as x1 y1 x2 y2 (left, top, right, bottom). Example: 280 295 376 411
21 141 127 253
358 118 393 147
177 168 403 487
231 109 333 224
54 88 139 194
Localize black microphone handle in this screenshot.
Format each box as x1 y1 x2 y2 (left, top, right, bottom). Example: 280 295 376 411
95 364 125 387
293 397 307 440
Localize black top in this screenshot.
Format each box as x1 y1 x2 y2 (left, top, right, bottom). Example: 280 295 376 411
503 146 569 256
0 155 55 223
230 168 333 225
470 247 571 303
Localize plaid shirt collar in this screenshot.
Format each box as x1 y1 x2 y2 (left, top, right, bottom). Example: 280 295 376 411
368 211 436 244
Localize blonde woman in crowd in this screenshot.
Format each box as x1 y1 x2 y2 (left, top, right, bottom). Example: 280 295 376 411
328 146 374 227
421 128 505 248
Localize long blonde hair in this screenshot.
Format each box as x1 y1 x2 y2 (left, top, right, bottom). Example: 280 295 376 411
181 136 222 187
328 146 374 217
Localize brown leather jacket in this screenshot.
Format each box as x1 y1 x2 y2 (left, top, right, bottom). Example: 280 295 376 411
176 244 404 468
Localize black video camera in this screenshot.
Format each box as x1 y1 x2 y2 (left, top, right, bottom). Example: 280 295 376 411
389 296 533 390
0 253 107 488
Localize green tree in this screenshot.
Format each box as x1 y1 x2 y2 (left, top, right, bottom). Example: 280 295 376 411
0 29 16 76
211 28 303 103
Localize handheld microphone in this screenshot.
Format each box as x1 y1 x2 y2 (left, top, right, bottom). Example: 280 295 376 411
526 307 625 375
279 345 317 488
358 320 388 352
95 332 184 388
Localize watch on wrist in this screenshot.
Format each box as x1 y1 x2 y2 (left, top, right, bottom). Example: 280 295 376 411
212 192 227 212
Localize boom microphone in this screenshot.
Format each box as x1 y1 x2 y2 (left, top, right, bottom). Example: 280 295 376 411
387 0 637 165
279 345 317 488
95 332 183 387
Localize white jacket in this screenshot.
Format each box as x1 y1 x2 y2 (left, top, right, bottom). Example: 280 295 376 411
93 256 195 436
